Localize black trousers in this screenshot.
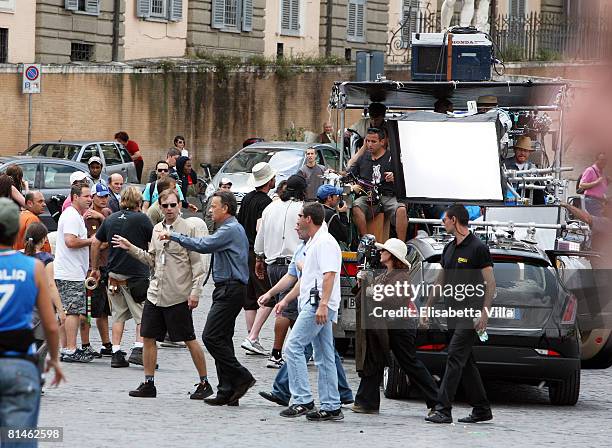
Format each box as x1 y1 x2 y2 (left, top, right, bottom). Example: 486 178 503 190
355 329 439 410
436 329 490 416
202 282 254 398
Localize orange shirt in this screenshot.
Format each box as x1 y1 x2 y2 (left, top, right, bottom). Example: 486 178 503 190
13 210 52 253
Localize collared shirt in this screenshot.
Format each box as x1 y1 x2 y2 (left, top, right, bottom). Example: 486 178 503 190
288 240 308 279
128 217 205 307
254 199 302 264
171 216 249 284
298 226 342 317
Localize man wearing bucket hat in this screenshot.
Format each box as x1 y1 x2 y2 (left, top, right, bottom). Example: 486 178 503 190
237 162 275 355
352 238 439 415
317 184 349 245
478 95 512 144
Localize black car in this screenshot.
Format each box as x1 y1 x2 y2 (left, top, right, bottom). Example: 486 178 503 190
383 234 581 405
0 156 109 231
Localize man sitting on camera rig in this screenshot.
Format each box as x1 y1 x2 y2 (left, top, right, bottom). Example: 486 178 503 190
348 127 408 242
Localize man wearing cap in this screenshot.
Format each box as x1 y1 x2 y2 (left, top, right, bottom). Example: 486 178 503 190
298 147 327 202
83 183 113 358
247 174 307 368
62 171 90 212
237 162 275 354
352 238 438 415
317 184 349 245
503 136 544 204
13 190 52 253
87 156 107 189
219 178 233 191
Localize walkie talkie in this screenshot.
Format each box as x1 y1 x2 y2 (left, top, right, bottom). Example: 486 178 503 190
309 279 320 307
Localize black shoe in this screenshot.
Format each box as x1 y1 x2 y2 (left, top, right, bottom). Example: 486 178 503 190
62 348 94 363
458 410 493 423
100 346 113 357
129 381 157 398
111 350 129 368
229 377 256 402
425 410 453 424
128 347 143 365
190 382 214 400
82 346 103 359
259 391 289 407
280 402 315 418
204 395 234 406
351 404 379 414
306 408 344 421
228 400 239 407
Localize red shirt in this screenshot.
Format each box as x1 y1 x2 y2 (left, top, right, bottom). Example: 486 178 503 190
126 140 142 162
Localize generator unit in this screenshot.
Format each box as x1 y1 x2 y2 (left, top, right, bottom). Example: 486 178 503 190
411 30 493 81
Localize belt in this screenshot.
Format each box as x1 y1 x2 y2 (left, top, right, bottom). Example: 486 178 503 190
273 257 292 266
214 279 246 288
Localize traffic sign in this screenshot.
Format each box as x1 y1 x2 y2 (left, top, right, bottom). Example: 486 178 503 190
22 64 41 94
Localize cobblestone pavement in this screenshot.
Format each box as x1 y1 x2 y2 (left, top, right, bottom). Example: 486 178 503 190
40 285 611 448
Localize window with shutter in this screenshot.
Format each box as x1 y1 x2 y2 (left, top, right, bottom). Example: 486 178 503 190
211 0 240 30
65 0 78 11
281 0 300 36
510 0 526 16
150 0 166 18
65 0 100 15
242 0 253 32
347 0 366 42
85 0 100 15
400 0 419 48
169 0 183 21
137 0 152 18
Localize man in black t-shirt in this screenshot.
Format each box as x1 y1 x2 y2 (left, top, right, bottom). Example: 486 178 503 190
90 187 154 368
348 128 408 241
237 162 275 346
423 205 496 425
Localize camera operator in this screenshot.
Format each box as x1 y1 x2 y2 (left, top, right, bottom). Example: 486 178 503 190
353 238 438 415
316 184 349 247
348 127 408 242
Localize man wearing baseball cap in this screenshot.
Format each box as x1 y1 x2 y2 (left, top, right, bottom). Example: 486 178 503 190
87 156 107 189
62 171 91 212
317 184 349 245
219 178 233 191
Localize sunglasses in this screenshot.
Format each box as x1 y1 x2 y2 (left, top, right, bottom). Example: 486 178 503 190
157 168 169 173
176 140 184 144
161 202 178 209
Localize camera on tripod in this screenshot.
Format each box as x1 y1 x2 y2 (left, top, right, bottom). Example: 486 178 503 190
357 234 382 270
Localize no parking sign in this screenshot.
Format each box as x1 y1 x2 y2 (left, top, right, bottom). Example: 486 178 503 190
22 64 41 94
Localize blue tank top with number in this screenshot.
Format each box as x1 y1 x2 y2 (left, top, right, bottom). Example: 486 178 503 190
0 251 38 354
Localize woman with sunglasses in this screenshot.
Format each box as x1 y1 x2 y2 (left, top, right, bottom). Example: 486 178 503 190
352 238 439 415
174 135 189 157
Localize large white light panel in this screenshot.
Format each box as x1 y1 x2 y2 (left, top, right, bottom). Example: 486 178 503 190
398 121 503 201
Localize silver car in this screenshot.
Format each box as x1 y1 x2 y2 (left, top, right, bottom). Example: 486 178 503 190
22 140 138 183
204 142 340 204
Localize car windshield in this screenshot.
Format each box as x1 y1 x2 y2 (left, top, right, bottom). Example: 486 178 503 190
223 149 303 174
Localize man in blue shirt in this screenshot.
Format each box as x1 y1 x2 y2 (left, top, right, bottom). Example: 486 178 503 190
159 190 255 406
0 198 65 435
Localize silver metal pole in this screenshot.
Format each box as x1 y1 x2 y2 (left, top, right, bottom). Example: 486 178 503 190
27 93 32 148
339 107 346 169
408 218 589 230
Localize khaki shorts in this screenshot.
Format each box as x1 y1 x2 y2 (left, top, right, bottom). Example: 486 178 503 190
353 194 404 222
107 273 144 324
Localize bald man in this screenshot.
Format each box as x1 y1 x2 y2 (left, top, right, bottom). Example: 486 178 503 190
108 173 124 213
318 122 335 144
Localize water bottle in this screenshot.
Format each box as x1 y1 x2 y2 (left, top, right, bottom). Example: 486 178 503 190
473 318 488 342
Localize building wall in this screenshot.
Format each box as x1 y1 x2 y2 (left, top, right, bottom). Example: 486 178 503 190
124 0 188 60
0 0 36 63
263 0 321 58
35 0 123 63
187 0 265 57
319 0 389 61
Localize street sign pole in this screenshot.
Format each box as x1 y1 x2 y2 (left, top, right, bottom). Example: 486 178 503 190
22 63 41 149
28 93 32 148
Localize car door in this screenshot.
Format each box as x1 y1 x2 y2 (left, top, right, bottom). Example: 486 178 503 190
103 142 137 183
16 161 40 191
318 146 340 171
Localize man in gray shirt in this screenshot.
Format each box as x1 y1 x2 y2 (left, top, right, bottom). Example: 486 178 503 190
299 147 327 202
159 190 255 406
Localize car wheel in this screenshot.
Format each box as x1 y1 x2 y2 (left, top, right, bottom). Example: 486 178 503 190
383 354 411 399
548 369 580 405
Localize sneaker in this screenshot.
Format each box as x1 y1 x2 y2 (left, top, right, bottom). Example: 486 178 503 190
306 408 344 422
128 347 143 365
111 350 129 368
129 381 157 398
190 381 214 400
280 402 315 418
425 410 453 424
100 346 113 357
266 354 284 369
62 349 94 363
82 346 102 359
241 338 268 356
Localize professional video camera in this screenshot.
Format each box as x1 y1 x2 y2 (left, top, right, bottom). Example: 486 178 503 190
357 234 382 270
340 171 382 210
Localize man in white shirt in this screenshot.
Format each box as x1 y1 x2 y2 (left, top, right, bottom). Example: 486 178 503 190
274 202 343 421
54 183 94 363
244 175 306 368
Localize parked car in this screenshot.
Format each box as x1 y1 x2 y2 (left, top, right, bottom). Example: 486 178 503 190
21 140 138 183
0 156 109 231
375 235 581 405
203 142 341 205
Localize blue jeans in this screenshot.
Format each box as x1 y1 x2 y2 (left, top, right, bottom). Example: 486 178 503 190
285 305 341 411
272 343 353 404
0 359 41 448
